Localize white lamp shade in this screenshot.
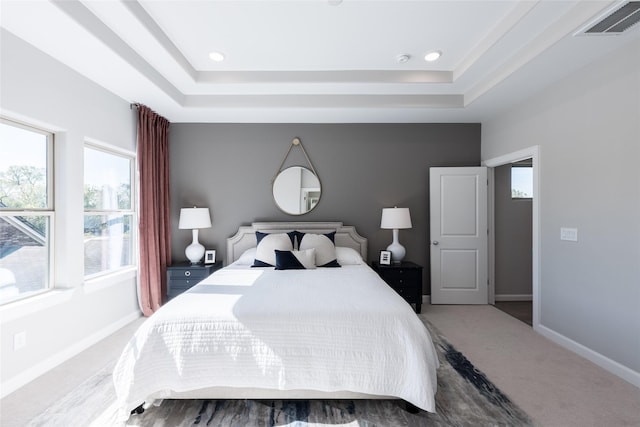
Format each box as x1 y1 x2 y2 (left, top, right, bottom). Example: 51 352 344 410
380 207 412 229
178 207 211 229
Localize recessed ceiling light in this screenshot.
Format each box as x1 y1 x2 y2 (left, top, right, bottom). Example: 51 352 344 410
424 51 442 62
209 51 225 62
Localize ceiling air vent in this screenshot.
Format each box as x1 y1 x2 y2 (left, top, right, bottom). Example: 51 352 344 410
579 1 640 35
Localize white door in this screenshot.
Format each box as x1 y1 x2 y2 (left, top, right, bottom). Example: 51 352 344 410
430 167 488 304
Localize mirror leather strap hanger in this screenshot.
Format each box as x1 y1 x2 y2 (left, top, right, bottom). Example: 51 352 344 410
272 137 319 182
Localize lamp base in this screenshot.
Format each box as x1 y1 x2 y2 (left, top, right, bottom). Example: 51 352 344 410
386 229 406 263
185 242 205 264
185 229 205 264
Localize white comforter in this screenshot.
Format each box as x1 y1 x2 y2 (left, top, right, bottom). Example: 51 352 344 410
113 263 439 419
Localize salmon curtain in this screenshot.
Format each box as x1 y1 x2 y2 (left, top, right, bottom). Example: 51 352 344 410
136 104 171 316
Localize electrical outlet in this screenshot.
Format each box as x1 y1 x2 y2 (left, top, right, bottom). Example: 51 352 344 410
14 331 26 350
560 227 578 242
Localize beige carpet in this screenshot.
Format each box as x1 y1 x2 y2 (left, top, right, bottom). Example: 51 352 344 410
2 305 639 427
23 317 535 426
425 305 640 427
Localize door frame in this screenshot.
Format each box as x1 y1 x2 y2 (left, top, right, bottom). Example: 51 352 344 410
483 146 540 330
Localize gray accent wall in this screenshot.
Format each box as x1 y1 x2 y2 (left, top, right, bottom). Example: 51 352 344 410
169 123 481 293
494 163 532 298
482 39 640 378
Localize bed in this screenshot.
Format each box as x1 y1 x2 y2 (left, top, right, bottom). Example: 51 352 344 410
113 222 439 421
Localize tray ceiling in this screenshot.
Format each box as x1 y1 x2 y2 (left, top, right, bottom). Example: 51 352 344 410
1 0 639 123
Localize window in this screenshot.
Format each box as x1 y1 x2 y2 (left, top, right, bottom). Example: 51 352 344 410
0 118 53 305
83 144 135 278
511 159 533 199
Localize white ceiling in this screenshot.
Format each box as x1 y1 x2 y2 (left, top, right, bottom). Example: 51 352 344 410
1 0 639 123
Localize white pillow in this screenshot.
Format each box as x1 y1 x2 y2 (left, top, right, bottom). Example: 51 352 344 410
235 247 257 265
335 246 363 265
253 232 295 267
297 232 340 267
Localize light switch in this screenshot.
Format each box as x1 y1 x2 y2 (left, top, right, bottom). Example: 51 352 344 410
560 227 578 242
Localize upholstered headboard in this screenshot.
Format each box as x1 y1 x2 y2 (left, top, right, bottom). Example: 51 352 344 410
226 221 368 266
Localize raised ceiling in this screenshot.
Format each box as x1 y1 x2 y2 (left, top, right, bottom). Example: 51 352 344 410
1 0 639 123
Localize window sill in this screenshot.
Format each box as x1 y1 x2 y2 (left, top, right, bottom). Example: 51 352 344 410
83 267 137 294
0 268 139 323
0 288 75 323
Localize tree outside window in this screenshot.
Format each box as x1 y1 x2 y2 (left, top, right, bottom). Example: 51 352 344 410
0 119 53 305
83 145 135 278
511 159 533 199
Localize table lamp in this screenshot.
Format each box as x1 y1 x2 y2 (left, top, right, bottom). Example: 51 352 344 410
178 206 211 264
381 206 412 263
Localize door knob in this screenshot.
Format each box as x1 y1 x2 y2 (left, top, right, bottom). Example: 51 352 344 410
432 241 439 246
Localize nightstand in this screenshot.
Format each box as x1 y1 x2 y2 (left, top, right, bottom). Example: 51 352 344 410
371 261 423 313
166 262 221 300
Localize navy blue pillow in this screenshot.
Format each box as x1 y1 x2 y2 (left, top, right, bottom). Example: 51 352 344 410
274 249 317 270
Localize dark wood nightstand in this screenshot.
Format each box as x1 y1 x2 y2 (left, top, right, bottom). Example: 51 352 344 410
371 261 423 313
166 262 221 300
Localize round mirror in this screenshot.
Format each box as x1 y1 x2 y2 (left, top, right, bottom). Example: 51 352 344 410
273 166 321 215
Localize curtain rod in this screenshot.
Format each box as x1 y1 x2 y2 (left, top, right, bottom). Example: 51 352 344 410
130 102 141 110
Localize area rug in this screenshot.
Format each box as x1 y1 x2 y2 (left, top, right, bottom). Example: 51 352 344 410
27 316 536 426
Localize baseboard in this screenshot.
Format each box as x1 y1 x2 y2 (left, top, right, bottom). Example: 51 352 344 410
0 310 142 398
536 324 640 389
422 295 431 305
495 294 532 302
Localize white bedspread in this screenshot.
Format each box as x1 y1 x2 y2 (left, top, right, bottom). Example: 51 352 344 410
113 263 439 419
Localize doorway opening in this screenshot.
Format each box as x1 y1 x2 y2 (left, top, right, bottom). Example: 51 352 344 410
494 301 532 326
484 146 540 330
493 160 533 326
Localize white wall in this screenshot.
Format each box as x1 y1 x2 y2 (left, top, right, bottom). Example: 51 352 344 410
482 39 640 385
0 30 141 396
